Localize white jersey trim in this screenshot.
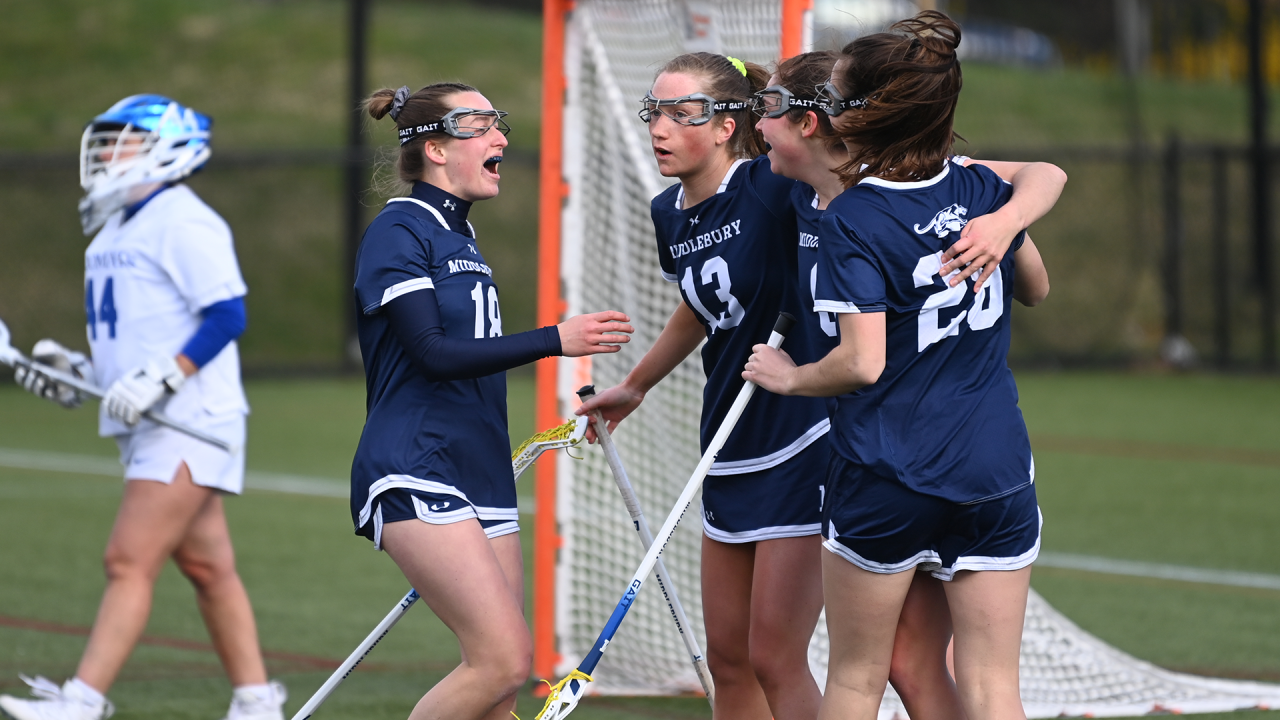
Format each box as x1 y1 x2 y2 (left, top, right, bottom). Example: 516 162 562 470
483 521 521 539
357 474 473 528
708 418 830 475
661 270 678 283
704 521 822 544
674 158 748 208
380 277 435 307
858 162 950 190
931 509 1042 581
814 300 865 314
386 197 451 230
824 537 943 575
823 508 1042 581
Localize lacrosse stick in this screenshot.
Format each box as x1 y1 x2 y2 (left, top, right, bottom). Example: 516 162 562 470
289 589 419 720
535 313 795 720
512 414 588 480
0 317 238 454
575 384 714 702
289 419 588 719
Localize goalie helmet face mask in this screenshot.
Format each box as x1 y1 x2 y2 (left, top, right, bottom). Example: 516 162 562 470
78 95 212 235
751 85 821 119
396 107 511 145
638 92 748 126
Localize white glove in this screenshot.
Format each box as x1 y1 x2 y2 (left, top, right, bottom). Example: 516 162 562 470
103 356 187 426
14 339 93 409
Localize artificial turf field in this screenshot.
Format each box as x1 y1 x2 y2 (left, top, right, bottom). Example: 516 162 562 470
0 371 1277 720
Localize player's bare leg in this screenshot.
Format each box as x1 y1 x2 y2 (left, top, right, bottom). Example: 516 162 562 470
382 519 530 720
172 490 269 687
457 532 525 720
943 567 1031 720
888 573 964 720
749 535 824 720
818 551 915 720
76 463 219 692
701 537 771 720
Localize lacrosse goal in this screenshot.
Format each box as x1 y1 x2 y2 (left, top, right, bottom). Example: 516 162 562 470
532 1 1280 716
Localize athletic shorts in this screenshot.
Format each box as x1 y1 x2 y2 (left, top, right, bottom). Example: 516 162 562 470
357 486 520 550
822 453 1040 581
700 438 827 543
114 414 246 494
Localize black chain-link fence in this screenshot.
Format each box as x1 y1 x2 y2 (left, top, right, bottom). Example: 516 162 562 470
2 144 1275 373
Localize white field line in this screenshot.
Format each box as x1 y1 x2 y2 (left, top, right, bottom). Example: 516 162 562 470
5 446 1277 588
0 446 538 513
1035 551 1280 591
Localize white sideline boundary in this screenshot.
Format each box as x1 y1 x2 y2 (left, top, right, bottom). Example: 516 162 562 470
0 446 540 513
2 446 1277 590
3 446 1276 591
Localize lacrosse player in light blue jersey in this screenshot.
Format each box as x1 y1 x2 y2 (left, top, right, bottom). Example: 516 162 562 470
2 96 284 720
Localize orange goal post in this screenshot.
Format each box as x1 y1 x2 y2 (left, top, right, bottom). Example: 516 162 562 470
533 0 814 693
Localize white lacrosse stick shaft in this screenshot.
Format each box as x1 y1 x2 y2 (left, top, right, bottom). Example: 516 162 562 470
290 589 420 720
536 312 795 720
0 318 237 454
576 385 714 702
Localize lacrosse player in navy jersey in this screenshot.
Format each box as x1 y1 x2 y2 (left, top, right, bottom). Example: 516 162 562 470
1 96 284 720
755 50 1065 720
352 83 632 720
745 12 1055 720
576 53 832 720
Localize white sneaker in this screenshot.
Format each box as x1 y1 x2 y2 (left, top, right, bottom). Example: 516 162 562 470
221 681 286 720
0 676 113 720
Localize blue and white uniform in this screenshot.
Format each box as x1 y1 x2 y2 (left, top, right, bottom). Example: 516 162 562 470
85 184 249 492
352 181 560 548
653 156 830 543
814 159 1039 579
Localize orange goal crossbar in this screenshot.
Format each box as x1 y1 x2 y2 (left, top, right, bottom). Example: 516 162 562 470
533 0 812 685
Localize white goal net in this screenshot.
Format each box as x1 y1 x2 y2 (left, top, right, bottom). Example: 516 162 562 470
548 0 1280 716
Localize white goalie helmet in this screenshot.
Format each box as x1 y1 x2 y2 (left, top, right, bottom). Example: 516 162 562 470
78 94 212 235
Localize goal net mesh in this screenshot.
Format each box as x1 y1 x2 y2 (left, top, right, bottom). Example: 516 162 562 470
550 0 1280 715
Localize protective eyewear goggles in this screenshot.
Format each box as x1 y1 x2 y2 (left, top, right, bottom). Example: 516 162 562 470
398 107 510 145
814 81 868 117
637 92 750 126
751 85 822 119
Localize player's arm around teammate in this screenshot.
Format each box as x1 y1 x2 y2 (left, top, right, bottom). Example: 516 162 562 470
3 96 284 720
746 13 1050 720
351 84 630 720
579 54 832 720
755 49 1063 720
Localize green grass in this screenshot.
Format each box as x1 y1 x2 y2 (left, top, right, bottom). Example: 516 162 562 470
1 372 1279 718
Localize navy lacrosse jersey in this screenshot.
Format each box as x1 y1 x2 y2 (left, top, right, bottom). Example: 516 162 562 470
791 182 841 363
653 156 829 475
350 181 515 533
814 160 1033 504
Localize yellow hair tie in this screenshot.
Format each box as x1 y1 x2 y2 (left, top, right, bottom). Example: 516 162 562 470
725 56 747 77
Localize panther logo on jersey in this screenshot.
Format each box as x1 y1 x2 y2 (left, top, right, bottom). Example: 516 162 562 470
914 203 968 238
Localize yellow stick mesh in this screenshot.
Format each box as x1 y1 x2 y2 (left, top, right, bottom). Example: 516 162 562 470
511 418 580 461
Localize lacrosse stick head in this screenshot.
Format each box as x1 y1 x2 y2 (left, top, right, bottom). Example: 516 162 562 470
511 415 589 480
0 317 20 367
533 670 593 720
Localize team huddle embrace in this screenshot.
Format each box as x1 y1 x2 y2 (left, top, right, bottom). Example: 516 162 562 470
3 9 1065 720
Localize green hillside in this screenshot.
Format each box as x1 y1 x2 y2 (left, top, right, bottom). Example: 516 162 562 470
2 0 1276 369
